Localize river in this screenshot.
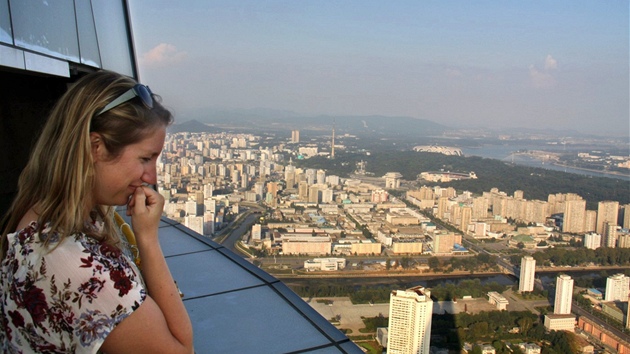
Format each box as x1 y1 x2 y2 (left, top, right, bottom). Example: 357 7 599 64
280 268 630 291
461 144 630 181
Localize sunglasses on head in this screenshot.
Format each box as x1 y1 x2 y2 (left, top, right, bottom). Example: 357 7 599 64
96 84 154 116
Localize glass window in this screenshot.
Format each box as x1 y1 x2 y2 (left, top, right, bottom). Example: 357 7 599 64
92 0 134 77
75 0 101 68
10 0 80 62
0 0 11 44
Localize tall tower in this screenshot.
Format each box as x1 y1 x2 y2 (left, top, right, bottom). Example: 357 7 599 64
387 286 432 354
331 119 335 159
554 275 574 314
291 130 300 143
519 256 536 292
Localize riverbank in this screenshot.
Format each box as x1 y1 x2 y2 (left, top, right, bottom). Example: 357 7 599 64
513 151 630 180
269 265 630 279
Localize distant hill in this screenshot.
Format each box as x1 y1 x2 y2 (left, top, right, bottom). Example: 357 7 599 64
179 107 450 138
167 119 221 134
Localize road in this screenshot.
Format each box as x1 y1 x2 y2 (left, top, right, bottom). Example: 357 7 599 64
220 211 261 252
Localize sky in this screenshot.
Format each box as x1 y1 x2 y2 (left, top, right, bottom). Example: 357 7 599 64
128 1 629 137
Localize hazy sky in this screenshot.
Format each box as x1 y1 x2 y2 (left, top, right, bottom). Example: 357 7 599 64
128 1 629 137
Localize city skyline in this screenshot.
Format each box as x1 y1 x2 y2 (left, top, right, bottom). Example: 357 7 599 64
128 1 628 137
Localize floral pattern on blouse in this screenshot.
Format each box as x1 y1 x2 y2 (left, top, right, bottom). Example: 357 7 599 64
0 222 146 354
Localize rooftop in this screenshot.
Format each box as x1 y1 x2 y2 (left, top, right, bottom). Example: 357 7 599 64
120 212 361 353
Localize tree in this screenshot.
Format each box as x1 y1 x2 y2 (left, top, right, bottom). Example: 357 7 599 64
428 257 440 270
517 316 533 335
470 345 483 354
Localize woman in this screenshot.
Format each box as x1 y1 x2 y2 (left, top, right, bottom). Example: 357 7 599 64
0 71 193 353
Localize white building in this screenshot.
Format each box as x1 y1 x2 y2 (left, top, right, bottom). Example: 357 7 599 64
184 215 204 235
251 224 262 240
605 273 630 302
543 314 575 332
185 200 198 216
554 275 574 314
303 258 346 271
387 286 432 354
519 343 541 354
519 256 536 293
583 232 602 250
487 291 509 311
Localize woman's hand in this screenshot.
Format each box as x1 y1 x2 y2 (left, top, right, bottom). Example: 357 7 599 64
104 185 194 353
127 186 164 241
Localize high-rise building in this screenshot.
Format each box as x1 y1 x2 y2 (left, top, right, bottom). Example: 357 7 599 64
437 197 449 220
472 197 489 220
619 234 630 248
531 200 549 224
203 211 215 235
254 182 265 199
252 224 262 240
298 182 309 201
597 201 619 234
563 199 587 233
266 182 279 197
185 200 198 216
387 286 432 354
204 183 214 199
291 130 300 143
605 274 630 302
308 185 320 203
433 232 455 254
320 189 334 204
603 222 619 248
317 169 326 184
460 207 472 233
554 275 574 314
622 204 630 229
184 215 204 235
584 210 597 233
519 256 536 292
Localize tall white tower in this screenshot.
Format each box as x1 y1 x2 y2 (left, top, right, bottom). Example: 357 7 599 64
554 275 574 314
519 256 536 292
387 286 432 354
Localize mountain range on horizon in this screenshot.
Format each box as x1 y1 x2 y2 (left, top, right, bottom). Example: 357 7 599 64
169 107 593 139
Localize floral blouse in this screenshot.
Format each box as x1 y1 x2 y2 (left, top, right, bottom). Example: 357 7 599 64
0 221 146 353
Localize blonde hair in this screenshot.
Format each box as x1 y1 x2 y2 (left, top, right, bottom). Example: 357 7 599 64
1 70 172 257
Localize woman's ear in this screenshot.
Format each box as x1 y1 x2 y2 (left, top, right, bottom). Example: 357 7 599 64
90 132 104 161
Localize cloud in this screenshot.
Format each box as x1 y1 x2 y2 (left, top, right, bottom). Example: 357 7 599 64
445 68 462 78
140 43 188 67
529 55 557 88
544 54 558 70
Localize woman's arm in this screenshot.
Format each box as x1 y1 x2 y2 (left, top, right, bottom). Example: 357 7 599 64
101 186 193 354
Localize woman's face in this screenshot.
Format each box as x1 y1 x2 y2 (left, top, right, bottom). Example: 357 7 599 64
92 126 166 207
